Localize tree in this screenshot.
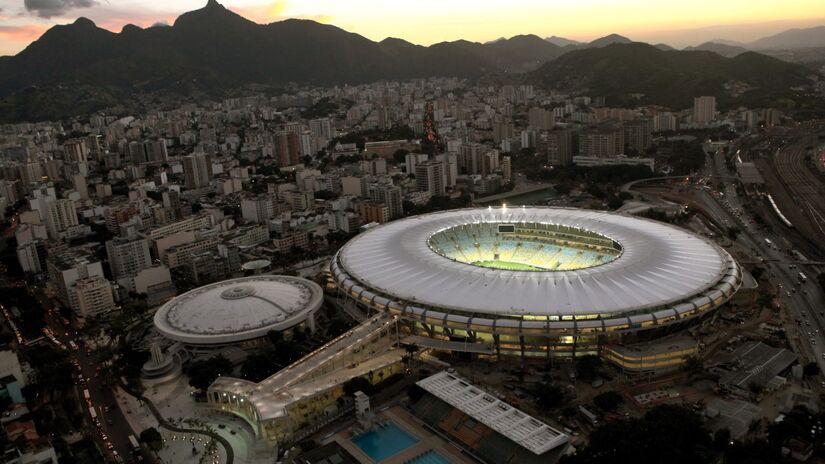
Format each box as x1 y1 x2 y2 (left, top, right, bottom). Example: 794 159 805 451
683 356 704 376
802 362 820 377
562 405 713 464
712 428 731 450
393 149 410 164
575 355 602 382
593 391 624 412
750 266 765 282
343 377 373 397
140 427 163 451
531 382 565 410
185 355 232 391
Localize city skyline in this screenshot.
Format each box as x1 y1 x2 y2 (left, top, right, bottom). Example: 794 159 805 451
1 0 825 56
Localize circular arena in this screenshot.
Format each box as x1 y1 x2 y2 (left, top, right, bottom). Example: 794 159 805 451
154 275 322 347
332 207 741 358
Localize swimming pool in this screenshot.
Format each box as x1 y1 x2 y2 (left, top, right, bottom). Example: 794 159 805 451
407 450 452 464
352 422 418 461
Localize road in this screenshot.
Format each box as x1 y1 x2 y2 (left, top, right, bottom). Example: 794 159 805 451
42 308 152 464
626 147 825 375
706 148 825 374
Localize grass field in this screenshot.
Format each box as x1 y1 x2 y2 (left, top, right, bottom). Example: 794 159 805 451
472 260 547 271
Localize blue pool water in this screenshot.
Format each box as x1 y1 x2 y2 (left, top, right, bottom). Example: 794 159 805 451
407 450 452 464
352 422 418 461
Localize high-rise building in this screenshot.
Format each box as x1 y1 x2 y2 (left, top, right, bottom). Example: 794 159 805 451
492 119 515 143
241 195 275 223
653 113 678 132
45 199 78 239
341 176 368 198
289 191 315 211
405 153 429 176
182 153 213 189
622 119 653 153
501 156 512 182
693 96 716 124
144 139 169 164
276 131 301 167
74 276 116 321
162 190 183 220
546 129 573 166
72 174 89 200
435 153 458 188
459 143 499 176
521 130 538 149
43 159 64 182
18 162 43 185
128 141 147 165
373 185 404 219
578 127 624 158
63 139 89 163
416 160 446 197
0 179 20 204
528 107 555 131
309 118 335 144
358 202 390 224
47 249 105 310
298 131 315 158
16 240 47 274
106 237 152 290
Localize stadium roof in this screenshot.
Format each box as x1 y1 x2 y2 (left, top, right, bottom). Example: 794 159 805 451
154 275 322 345
336 207 736 318
417 371 569 455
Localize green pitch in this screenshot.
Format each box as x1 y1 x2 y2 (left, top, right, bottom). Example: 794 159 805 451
472 260 547 271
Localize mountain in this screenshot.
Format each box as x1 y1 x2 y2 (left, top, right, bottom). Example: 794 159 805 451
545 36 580 47
0 2 579 121
477 35 566 71
527 42 811 109
711 38 747 48
0 1 815 122
654 43 675 51
588 34 633 48
749 26 825 50
684 41 748 58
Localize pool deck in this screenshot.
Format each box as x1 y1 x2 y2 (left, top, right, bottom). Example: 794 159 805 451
334 406 472 464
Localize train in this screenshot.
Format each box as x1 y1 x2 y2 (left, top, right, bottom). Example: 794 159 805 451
767 194 794 228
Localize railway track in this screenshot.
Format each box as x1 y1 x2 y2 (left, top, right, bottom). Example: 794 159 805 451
773 145 825 239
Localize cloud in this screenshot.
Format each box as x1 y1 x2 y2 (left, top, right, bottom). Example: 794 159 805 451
23 0 97 18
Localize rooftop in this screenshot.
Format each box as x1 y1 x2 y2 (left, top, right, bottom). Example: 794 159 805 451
153 275 322 345
417 371 569 455
337 207 737 318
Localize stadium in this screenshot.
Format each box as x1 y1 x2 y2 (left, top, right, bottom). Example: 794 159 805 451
154 275 322 350
331 206 742 358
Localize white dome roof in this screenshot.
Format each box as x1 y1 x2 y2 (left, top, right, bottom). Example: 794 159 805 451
335 207 738 318
154 275 322 345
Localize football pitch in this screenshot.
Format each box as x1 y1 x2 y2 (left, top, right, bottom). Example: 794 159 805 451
472 260 547 271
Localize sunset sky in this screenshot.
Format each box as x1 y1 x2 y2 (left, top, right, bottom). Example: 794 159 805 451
1 0 825 56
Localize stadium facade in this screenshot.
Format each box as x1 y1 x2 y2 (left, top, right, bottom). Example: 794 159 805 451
331 207 742 359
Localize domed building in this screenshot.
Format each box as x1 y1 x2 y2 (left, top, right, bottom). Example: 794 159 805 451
153 275 323 351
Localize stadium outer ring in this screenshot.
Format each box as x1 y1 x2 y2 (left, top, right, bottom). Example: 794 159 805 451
331 207 741 356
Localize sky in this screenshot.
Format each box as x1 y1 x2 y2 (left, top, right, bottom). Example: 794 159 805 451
1 0 825 56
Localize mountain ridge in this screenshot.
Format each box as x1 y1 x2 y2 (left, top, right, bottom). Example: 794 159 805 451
0 1 817 122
